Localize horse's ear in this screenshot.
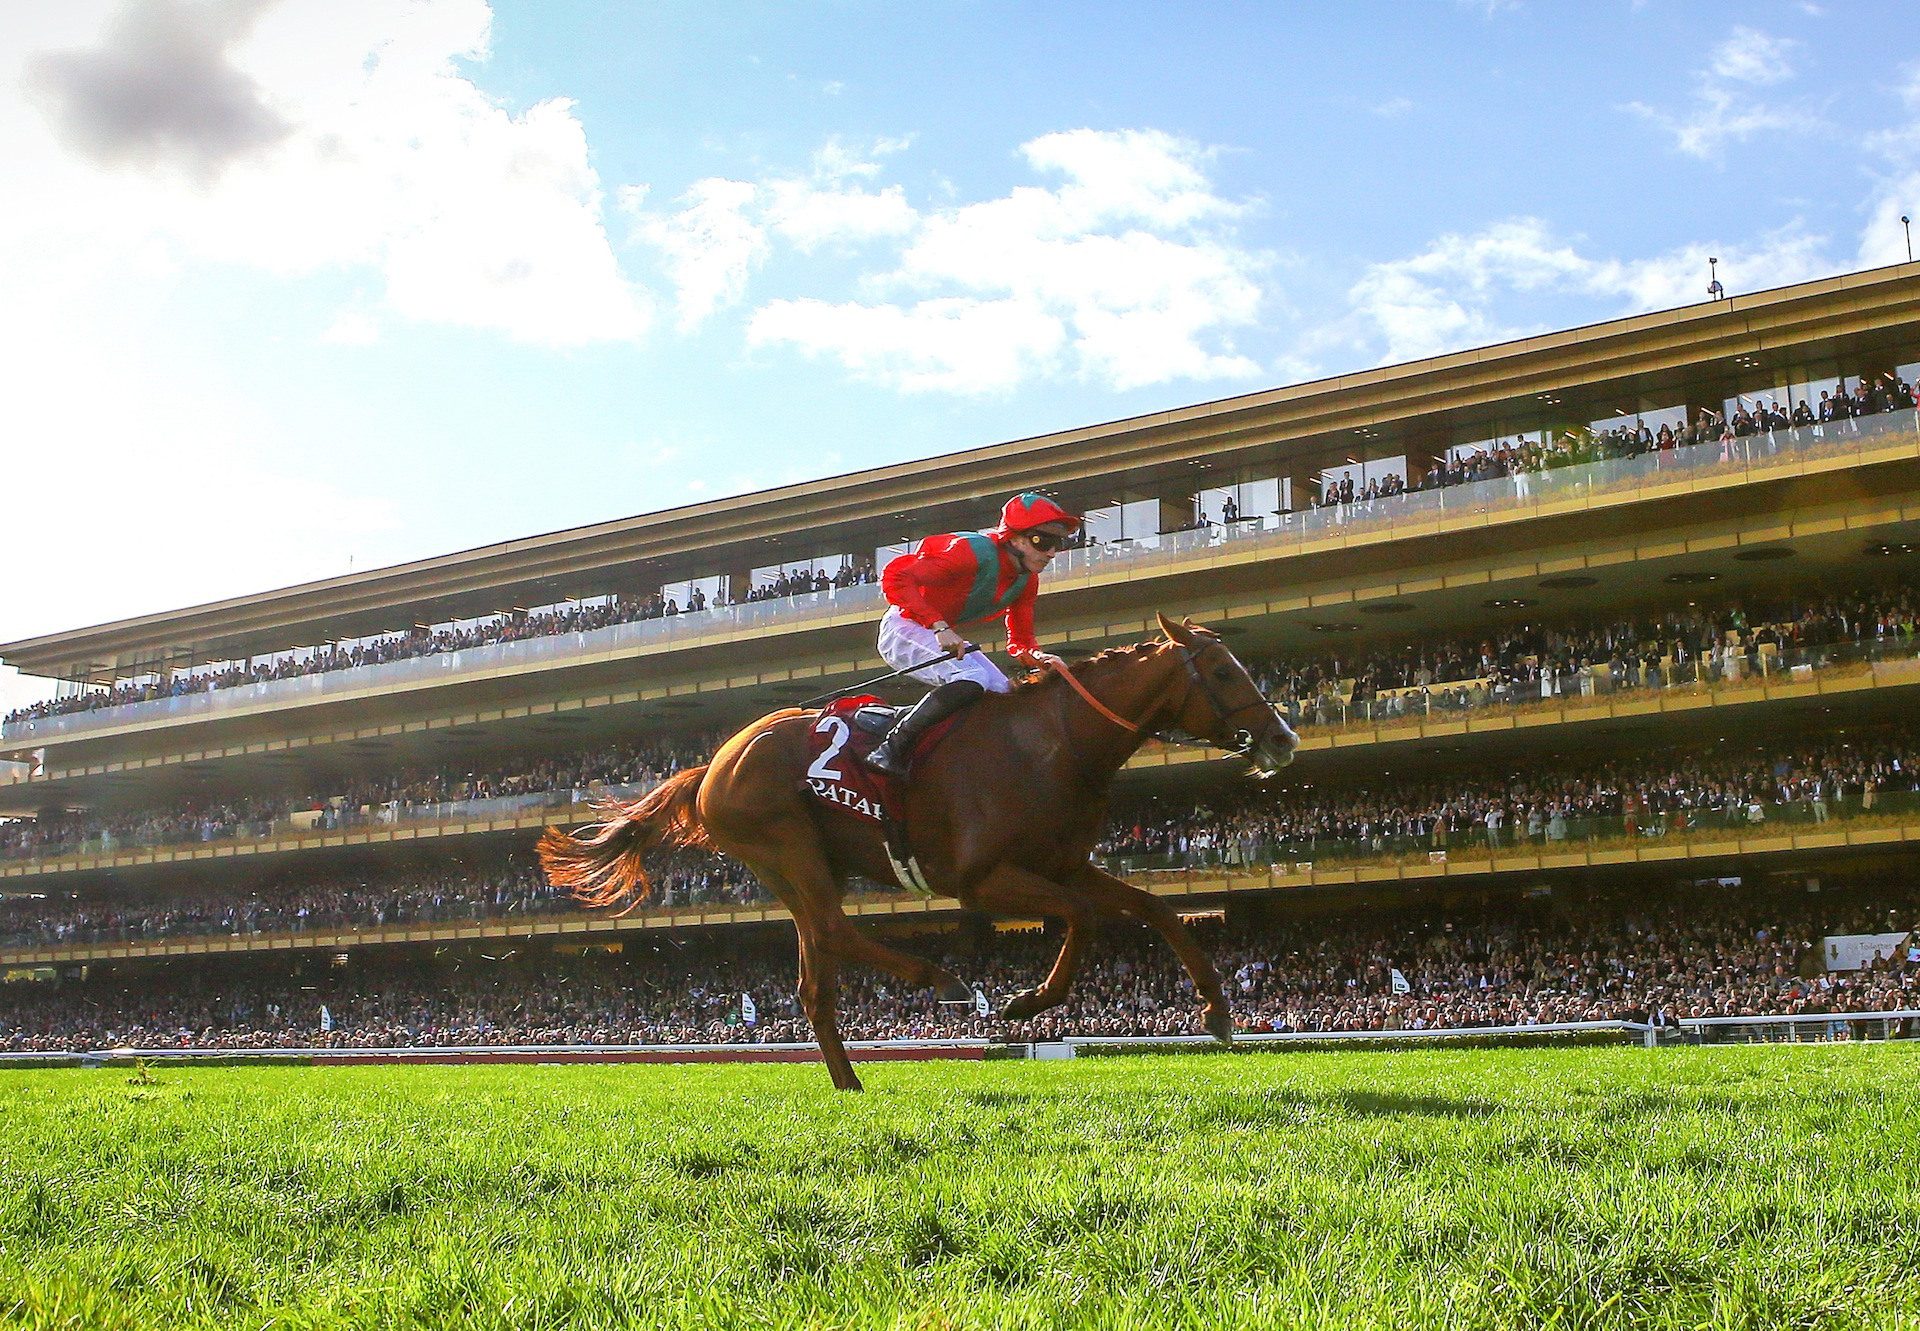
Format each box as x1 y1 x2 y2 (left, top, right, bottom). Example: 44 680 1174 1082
1157 612 1193 645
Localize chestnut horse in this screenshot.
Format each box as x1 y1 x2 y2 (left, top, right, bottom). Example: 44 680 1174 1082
537 614 1297 1089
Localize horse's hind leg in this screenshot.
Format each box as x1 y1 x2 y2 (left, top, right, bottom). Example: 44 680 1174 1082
794 915 860 1091
829 925 973 1005
724 838 863 1092
969 864 1096 1024
1065 862 1234 1044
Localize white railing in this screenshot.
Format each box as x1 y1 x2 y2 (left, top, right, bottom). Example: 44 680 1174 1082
8 408 1918 745
1679 1008 1920 1043
2 1010 1912 1066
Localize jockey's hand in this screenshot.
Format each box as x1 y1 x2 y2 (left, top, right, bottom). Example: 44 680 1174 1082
934 625 968 657
1020 649 1065 672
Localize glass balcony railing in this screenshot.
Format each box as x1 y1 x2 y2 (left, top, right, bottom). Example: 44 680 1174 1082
0 784 653 866
2 587 887 743
1100 788 1920 878
1047 408 1920 580
15 631 1917 871
9 408 1917 744
1274 635 1920 733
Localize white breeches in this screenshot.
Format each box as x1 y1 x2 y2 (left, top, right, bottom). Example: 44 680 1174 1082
878 608 1012 693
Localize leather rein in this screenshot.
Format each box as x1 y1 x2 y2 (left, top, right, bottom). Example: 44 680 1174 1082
1044 642 1275 758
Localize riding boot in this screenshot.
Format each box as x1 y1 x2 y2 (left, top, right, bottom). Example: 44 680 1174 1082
862 680 985 779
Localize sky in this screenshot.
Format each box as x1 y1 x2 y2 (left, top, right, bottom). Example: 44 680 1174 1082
4 0 1920 714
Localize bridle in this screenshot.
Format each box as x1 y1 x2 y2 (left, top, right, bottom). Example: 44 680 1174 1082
1045 639 1280 760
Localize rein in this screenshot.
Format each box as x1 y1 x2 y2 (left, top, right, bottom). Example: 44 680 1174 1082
1044 643 1275 757
1045 657 1144 732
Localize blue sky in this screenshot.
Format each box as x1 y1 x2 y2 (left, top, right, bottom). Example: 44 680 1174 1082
3 0 1919 711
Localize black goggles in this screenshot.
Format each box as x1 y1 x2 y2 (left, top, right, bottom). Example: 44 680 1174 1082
1024 530 1070 553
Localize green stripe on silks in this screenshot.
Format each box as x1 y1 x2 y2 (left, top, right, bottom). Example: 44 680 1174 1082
955 532 1030 625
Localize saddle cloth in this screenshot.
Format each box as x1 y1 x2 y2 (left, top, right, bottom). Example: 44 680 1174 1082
803 695 961 897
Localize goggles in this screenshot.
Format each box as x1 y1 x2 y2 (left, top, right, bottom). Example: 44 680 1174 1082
1024 530 1069 553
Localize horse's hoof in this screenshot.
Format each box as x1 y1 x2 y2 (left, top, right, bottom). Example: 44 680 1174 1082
1206 1008 1235 1046
937 979 976 1006
1001 990 1041 1022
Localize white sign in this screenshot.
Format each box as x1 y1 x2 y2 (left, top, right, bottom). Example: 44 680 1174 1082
1390 968 1411 995
740 993 757 1027
1824 931 1911 972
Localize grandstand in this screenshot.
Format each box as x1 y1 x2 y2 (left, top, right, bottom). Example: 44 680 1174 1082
4 264 1920 1050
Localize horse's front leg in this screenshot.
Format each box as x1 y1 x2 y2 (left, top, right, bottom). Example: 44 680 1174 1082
969 864 1096 1024
1063 862 1235 1044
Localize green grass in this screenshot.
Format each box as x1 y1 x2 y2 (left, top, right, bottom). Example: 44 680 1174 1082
1 1046 1917 1329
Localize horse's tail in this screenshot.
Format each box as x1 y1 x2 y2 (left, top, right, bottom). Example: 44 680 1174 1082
536 765 711 915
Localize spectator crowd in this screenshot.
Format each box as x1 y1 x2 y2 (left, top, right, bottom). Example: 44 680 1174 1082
1262 582 1920 728
1318 372 1920 512
6 724 1920 954
0 880 1911 1051
9 579 1920 865
5 564 878 727
0 733 719 862
1100 728 1920 871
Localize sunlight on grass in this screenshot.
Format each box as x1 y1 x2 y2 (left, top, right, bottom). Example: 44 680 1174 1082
0 1046 1914 1329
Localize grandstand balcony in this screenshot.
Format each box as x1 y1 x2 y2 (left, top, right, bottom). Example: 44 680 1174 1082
7 621 1920 882
7 787 1920 969
8 407 1920 785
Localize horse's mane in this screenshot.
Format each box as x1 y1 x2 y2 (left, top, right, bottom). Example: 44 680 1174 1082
1009 640 1162 693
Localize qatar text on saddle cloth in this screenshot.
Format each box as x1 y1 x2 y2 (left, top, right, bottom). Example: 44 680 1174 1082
803 695 963 899
803 695 964 824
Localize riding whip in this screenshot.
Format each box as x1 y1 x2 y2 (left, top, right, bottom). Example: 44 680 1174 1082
798 645 983 707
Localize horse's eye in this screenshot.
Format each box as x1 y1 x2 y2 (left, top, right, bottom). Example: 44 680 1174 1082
1212 666 1236 683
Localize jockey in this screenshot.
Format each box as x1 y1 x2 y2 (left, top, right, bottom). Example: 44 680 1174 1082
862 491 1082 779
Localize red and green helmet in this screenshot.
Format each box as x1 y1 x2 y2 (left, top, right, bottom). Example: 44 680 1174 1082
997 491 1082 534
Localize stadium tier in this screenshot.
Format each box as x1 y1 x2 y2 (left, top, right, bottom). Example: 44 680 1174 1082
6 265 1920 1043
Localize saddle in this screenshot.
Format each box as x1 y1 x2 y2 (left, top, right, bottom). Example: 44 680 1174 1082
803 695 961 897
848 704 898 737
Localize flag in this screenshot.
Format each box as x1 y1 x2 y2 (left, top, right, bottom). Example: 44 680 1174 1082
319 1004 333 1031
973 987 991 1017
740 992 757 1027
1389 969 1411 995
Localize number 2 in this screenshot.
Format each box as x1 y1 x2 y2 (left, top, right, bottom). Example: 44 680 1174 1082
807 715 851 780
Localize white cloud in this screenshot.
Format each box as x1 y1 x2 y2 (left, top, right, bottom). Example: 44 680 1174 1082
0 302 403 654
749 128 1267 393
1709 26 1796 85
764 178 917 251
627 136 917 324
1371 97 1414 119
7 0 652 345
750 296 1067 393
1859 64 1920 267
1625 26 1811 159
632 177 768 330
320 307 381 345
1341 217 1834 364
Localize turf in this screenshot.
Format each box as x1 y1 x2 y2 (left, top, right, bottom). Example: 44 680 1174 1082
1 1046 1916 1330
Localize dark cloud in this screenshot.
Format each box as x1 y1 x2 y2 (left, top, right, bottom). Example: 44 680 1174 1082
25 0 291 188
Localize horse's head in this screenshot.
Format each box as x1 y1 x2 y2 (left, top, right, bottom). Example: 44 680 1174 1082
1155 612 1298 777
